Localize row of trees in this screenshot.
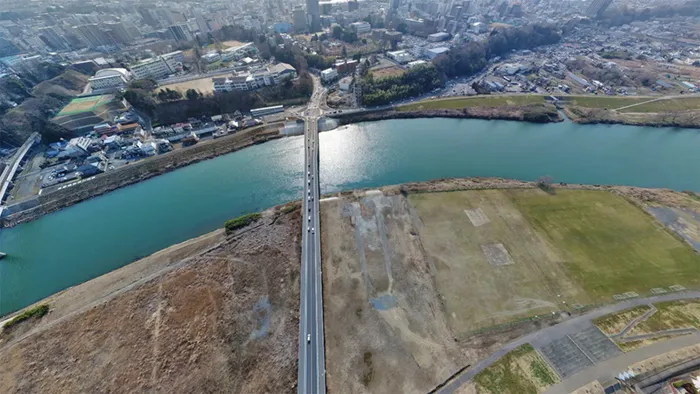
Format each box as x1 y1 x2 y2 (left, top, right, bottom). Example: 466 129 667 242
361 64 443 106
434 24 561 78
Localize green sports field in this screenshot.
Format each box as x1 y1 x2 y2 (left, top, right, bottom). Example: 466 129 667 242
510 189 700 300
56 95 115 117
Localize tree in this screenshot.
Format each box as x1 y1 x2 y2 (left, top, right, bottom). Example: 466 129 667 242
536 176 555 194
123 88 156 117
341 45 347 58
332 25 343 40
342 30 358 43
186 89 201 100
129 79 157 91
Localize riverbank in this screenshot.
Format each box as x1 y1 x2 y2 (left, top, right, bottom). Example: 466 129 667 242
333 103 563 125
0 203 302 393
1 123 284 228
565 106 700 129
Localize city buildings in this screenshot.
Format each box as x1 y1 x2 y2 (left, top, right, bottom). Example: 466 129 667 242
129 51 184 80
349 21 371 35
306 0 321 32
586 0 614 18
293 6 308 32
38 27 69 51
104 22 133 45
387 50 413 63
74 23 114 49
220 42 258 61
168 24 193 43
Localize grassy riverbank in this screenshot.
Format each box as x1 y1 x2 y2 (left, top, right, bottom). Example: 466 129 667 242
395 94 700 128
337 102 562 125
1 123 284 228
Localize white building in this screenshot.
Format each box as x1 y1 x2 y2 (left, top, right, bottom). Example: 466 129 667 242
202 52 221 63
428 32 450 42
321 68 338 82
220 42 258 61
407 60 428 69
129 51 184 80
65 136 92 157
136 140 157 156
213 63 297 92
425 47 449 60
339 76 353 91
88 68 131 90
349 21 371 35
387 50 412 64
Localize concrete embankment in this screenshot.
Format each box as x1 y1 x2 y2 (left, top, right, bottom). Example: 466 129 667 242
332 104 563 126
1 124 283 228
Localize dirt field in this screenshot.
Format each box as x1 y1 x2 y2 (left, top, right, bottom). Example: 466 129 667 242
409 190 580 335
369 65 406 79
0 206 301 393
321 192 465 393
157 77 216 95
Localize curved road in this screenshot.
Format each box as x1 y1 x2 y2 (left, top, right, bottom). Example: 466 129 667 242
436 291 700 394
298 77 326 394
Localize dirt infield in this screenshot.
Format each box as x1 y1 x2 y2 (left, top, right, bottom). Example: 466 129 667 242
157 77 216 95
369 66 406 79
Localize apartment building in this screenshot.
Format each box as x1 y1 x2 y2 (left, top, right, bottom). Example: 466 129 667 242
129 50 184 80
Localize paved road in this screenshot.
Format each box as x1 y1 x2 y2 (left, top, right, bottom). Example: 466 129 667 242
0 133 39 207
436 291 700 394
298 77 327 394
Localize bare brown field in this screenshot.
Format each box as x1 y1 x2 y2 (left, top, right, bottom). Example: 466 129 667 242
321 192 464 393
221 40 246 48
409 190 584 336
370 65 406 79
0 207 301 393
157 77 215 95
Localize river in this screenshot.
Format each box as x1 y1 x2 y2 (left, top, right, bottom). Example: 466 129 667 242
1 118 699 316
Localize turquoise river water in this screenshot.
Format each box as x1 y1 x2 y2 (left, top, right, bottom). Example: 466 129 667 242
1 118 699 315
